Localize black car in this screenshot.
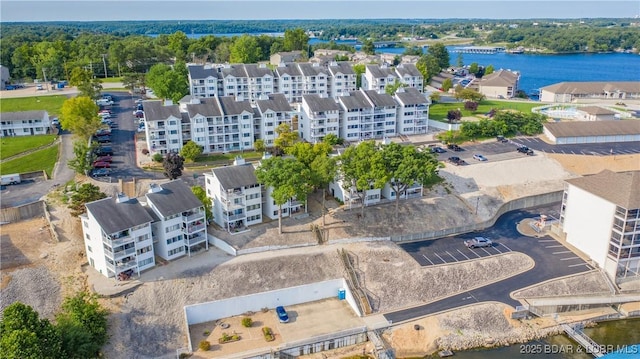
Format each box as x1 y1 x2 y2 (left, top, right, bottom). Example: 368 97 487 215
447 156 466 165
447 144 463 151
496 135 509 143
94 135 111 143
517 146 534 155
431 146 447 154
95 146 114 156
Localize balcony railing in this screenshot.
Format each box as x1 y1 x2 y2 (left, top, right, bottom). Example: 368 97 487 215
182 211 205 222
184 232 207 246
106 258 137 274
221 190 244 201
223 212 246 221
112 246 137 260
103 232 133 246
185 223 206 233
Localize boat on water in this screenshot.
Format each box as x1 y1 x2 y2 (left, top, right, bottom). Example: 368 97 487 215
438 349 454 357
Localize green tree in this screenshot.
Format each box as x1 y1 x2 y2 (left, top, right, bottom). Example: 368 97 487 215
427 42 450 69
485 64 495 75
353 63 365 89
254 139 266 153
362 39 376 55
69 183 106 217
456 52 464 67
441 78 453 92
146 63 189 103
283 28 309 51
468 62 479 75
322 133 340 146
385 79 407 95
429 91 441 103
167 31 190 61
339 141 386 218
163 153 185 180
274 123 298 153
67 140 96 175
69 67 103 100
191 186 213 223
180 140 203 163
380 142 441 217
1 302 62 359
454 88 485 102
256 156 311 234
229 35 262 63
56 291 109 358
416 54 441 82
60 96 102 140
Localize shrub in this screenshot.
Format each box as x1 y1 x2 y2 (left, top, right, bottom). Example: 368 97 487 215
241 317 253 328
198 340 210 351
203 330 210 336
179 353 193 359
152 153 163 162
142 148 149 155
262 326 275 342
464 101 479 111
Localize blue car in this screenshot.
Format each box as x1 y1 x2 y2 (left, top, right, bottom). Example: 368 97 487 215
276 306 289 323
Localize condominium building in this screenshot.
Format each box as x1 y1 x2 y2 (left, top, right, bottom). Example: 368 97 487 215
274 62 304 103
297 62 330 97
560 170 640 284
394 87 430 135
362 64 398 92
328 61 358 99
394 63 424 92
144 100 183 155
298 94 341 144
329 177 382 209
259 153 305 220
145 181 208 261
205 157 263 233
82 194 155 279
255 93 296 148
219 63 275 103
187 64 219 98
1 110 50 137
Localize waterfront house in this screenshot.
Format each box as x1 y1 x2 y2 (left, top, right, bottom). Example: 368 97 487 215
270 51 304 65
478 69 520 99
540 81 640 103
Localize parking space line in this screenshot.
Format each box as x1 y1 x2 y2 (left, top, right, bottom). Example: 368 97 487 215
561 257 581 261
468 248 482 258
568 263 588 268
433 252 447 264
499 243 512 252
553 250 572 255
457 249 471 260
492 245 503 254
445 251 458 262
480 247 492 256
421 254 435 266
545 245 564 248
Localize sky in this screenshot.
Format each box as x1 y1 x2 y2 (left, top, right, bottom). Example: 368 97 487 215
1 0 639 22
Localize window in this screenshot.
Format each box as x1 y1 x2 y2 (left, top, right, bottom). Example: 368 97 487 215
84 221 89 228
166 236 182 245
139 257 153 267
168 247 185 256
87 245 92 253
165 224 181 233
85 233 91 240
169 121 176 126
137 246 152 254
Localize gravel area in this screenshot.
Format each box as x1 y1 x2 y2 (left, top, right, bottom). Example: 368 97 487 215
1 266 61 320
512 270 612 299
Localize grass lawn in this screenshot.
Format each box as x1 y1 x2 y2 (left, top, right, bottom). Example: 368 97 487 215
194 151 263 164
0 134 57 160
429 100 541 121
0 145 59 177
101 77 123 83
0 95 67 116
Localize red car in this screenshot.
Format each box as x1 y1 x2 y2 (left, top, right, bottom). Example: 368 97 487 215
93 161 111 168
95 155 112 163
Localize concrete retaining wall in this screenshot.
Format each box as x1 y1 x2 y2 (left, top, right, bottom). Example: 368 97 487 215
0 200 46 223
207 234 237 256
428 120 461 132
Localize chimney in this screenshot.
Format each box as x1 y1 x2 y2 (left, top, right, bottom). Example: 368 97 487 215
115 192 130 203
190 97 201 105
148 183 162 193
233 156 246 166
164 99 173 106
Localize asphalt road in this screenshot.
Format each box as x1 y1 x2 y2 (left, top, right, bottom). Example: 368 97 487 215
384 204 592 324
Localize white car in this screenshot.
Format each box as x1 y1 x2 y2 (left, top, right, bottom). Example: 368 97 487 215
51 117 60 126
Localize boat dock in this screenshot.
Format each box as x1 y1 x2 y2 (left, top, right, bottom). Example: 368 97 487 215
450 46 506 54
561 323 604 358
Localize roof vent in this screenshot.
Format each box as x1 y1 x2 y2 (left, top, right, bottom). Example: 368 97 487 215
115 192 130 203
233 156 246 166
164 99 173 106
148 183 162 193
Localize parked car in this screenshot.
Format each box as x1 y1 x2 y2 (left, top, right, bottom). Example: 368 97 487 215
134 99 144 104
93 161 111 168
275 306 289 323
496 135 509 143
136 103 144 111
95 155 112 163
95 147 114 156
464 237 493 248
91 168 110 177
473 154 488 161
95 136 111 143
96 129 111 136
36 84 44 90
133 110 144 118
5 85 16 90
137 124 146 133
517 146 534 155
431 146 446 154
51 117 60 126
447 144 463 151
447 156 466 166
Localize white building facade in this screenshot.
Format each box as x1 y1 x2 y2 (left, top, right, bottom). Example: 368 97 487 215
144 100 184 155
394 87 430 135
255 94 296 148
1 110 50 137
298 94 341 144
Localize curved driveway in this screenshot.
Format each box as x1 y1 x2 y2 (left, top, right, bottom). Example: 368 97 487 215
385 204 593 324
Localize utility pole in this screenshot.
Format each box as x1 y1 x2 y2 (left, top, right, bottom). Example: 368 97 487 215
102 54 108 79
42 67 49 92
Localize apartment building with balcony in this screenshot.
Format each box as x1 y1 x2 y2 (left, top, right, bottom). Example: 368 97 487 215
205 157 263 233
218 63 275 103
560 170 640 284
255 93 296 148
362 64 398 92
338 90 375 141
394 63 424 92
297 63 330 97
1 110 50 137
144 100 183 155
274 62 304 103
329 176 382 209
145 181 208 261
187 64 219 98
393 87 430 135
82 194 155 279
381 179 424 200
328 61 358 99
298 94 341 144
361 89 397 139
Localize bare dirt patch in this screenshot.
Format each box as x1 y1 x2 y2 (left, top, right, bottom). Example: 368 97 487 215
546 153 640 176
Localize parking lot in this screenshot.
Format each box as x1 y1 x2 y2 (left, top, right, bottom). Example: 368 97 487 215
411 238 513 267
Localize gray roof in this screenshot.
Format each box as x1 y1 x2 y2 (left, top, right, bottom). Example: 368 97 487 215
541 81 640 95
395 63 422 77
143 101 182 122
86 197 154 235
339 91 372 110
1 110 47 122
145 180 203 218
211 164 258 189
218 96 253 115
275 63 302 77
297 63 328 77
187 65 219 80
180 112 190 124
364 90 397 108
303 94 341 112
566 170 640 209
243 64 274 78
543 120 640 138
219 64 247 78
186 97 222 118
578 106 617 116
328 62 355 76
480 69 519 87
256 93 293 113
366 65 397 79
394 87 429 106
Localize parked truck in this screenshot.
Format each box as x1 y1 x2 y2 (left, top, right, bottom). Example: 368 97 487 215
1 174 21 186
